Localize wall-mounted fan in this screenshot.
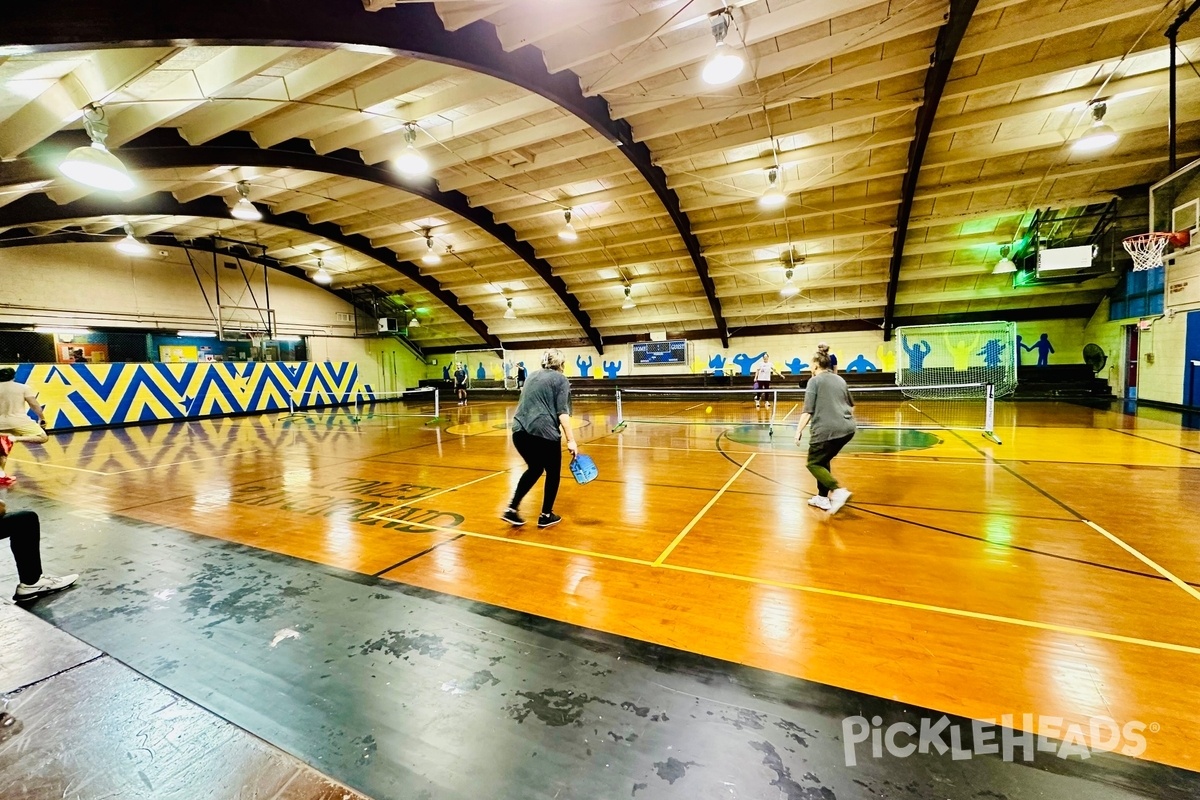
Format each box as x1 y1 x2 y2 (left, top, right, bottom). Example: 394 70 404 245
1083 343 1107 374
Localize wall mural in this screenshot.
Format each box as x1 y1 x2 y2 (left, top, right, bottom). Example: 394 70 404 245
602 360 622 379
731 352 768 376
843 354 878 373
9 361 361 431
576 355 595 378
1024 333 1055 366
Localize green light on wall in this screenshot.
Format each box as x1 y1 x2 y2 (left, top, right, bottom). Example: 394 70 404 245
1013 269 1037 288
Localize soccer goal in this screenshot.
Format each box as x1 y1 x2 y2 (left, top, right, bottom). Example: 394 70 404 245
452 348 517 389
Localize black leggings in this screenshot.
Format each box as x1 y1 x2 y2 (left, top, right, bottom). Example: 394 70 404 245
510 430 562 515
0 510 43 584
807 433 854 497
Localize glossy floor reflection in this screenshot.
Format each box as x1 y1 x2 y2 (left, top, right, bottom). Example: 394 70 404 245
2 398 1199 780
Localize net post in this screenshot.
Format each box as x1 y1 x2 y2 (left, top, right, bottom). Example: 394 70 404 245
768 389 778 436
433 386 440 422
613 389 626 432
983 382 1002 444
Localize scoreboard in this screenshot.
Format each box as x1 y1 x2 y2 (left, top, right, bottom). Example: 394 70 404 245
632 340 687 365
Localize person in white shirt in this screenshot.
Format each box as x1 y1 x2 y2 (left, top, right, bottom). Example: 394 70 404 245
752 353 782 409
0 368 49 488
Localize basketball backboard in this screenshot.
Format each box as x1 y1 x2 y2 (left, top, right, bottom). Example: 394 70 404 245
1151 157 1200 244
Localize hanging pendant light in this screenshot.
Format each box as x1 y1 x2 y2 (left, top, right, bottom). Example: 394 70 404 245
621 286 636 310
407 313 420 329
760 167 786 209
115 223 149 256
59 105 134 192
394 123 428 177
992 244 1017 274
504 298 517 320
780 268 799 297
231 180 262 221
313 257 332 285
422 231 441 266
701 10 745 86
1074 102 1118 153
558 209 578 241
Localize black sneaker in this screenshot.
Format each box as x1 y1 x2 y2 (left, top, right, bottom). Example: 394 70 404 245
501 508 525 526
538 512 562 528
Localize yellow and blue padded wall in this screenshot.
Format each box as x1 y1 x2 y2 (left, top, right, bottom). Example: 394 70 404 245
8 361 362 431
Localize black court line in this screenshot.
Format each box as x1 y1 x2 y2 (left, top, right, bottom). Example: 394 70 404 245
372 533 466 577
711 432 1200 589
1113 427 1200 457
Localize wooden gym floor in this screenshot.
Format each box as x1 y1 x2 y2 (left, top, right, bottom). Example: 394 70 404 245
5 396 1200 777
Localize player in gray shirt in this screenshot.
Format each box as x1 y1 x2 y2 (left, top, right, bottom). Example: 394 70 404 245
794 348 856 514
501 349 578 529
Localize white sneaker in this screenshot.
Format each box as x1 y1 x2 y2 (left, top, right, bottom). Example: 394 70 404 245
755 400 760 408
14 573 78 602
808 496 831 511
828 488 852 515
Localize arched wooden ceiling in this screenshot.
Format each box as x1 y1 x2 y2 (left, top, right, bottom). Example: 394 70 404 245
0 0 1198 348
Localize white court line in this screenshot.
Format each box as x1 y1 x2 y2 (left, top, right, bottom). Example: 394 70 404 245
7 458 108 476
379 470 508 511
107 450 251 475
1083 519 1200 603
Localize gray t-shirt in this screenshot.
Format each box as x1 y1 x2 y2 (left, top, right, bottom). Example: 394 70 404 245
802 370 856 443
512 369 571 441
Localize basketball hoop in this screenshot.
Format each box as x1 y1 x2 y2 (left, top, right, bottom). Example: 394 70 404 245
1123 231 1187 271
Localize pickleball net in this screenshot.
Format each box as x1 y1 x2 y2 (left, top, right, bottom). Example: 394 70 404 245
613 383 998 442
286 386 439 423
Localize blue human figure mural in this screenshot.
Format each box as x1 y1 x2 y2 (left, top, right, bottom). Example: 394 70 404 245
731 351 767 376
783 357 807 375
602 360 622 379
503 361 512 378
576 354 594 377
1028 333 1054 366
708 354 728 376
844 354 877 373
442 365 450 381
476 362 487 380
902 335 932 370
1016 335 1026 366
977 339 1006 368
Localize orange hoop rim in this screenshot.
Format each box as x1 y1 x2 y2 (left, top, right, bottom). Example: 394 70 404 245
1122 232 1174 271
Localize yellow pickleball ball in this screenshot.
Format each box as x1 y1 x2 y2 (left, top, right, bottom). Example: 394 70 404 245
705 405 713 414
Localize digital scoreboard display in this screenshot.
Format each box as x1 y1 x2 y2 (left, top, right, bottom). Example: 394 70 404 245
632 340 687 365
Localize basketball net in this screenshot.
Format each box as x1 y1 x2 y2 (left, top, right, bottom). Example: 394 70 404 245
1123 231 1187 272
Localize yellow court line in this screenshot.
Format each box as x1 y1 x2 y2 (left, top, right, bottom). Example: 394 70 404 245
1083 519 1200 604
368 517 655 567
659 562 1200 657
371 517 1200 657
780 403 799 422
654 453 756 566
385 470 508 510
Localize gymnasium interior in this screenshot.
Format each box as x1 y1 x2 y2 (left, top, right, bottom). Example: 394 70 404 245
2 1 1200 798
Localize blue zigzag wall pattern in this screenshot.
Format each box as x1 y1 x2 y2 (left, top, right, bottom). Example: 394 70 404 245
9 362 361 431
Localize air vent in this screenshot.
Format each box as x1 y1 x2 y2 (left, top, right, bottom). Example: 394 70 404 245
336 312 352 323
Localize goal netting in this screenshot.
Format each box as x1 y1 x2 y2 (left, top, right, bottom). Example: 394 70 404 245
452 348 516 389
893 321 1017 400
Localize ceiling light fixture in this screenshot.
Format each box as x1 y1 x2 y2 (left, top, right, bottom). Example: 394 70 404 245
313 257 332 285
701 10 745 86
394 123 428 177
230 180 262 221
780 268 799 297
422 231 441 266
407 314 420 329
621 286 636 310
992 245 1017 274
115 223 150 256
558 209 578 241
59 104 134 192
504 298 517 320
760 167 786 209
1074 102 1118 153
